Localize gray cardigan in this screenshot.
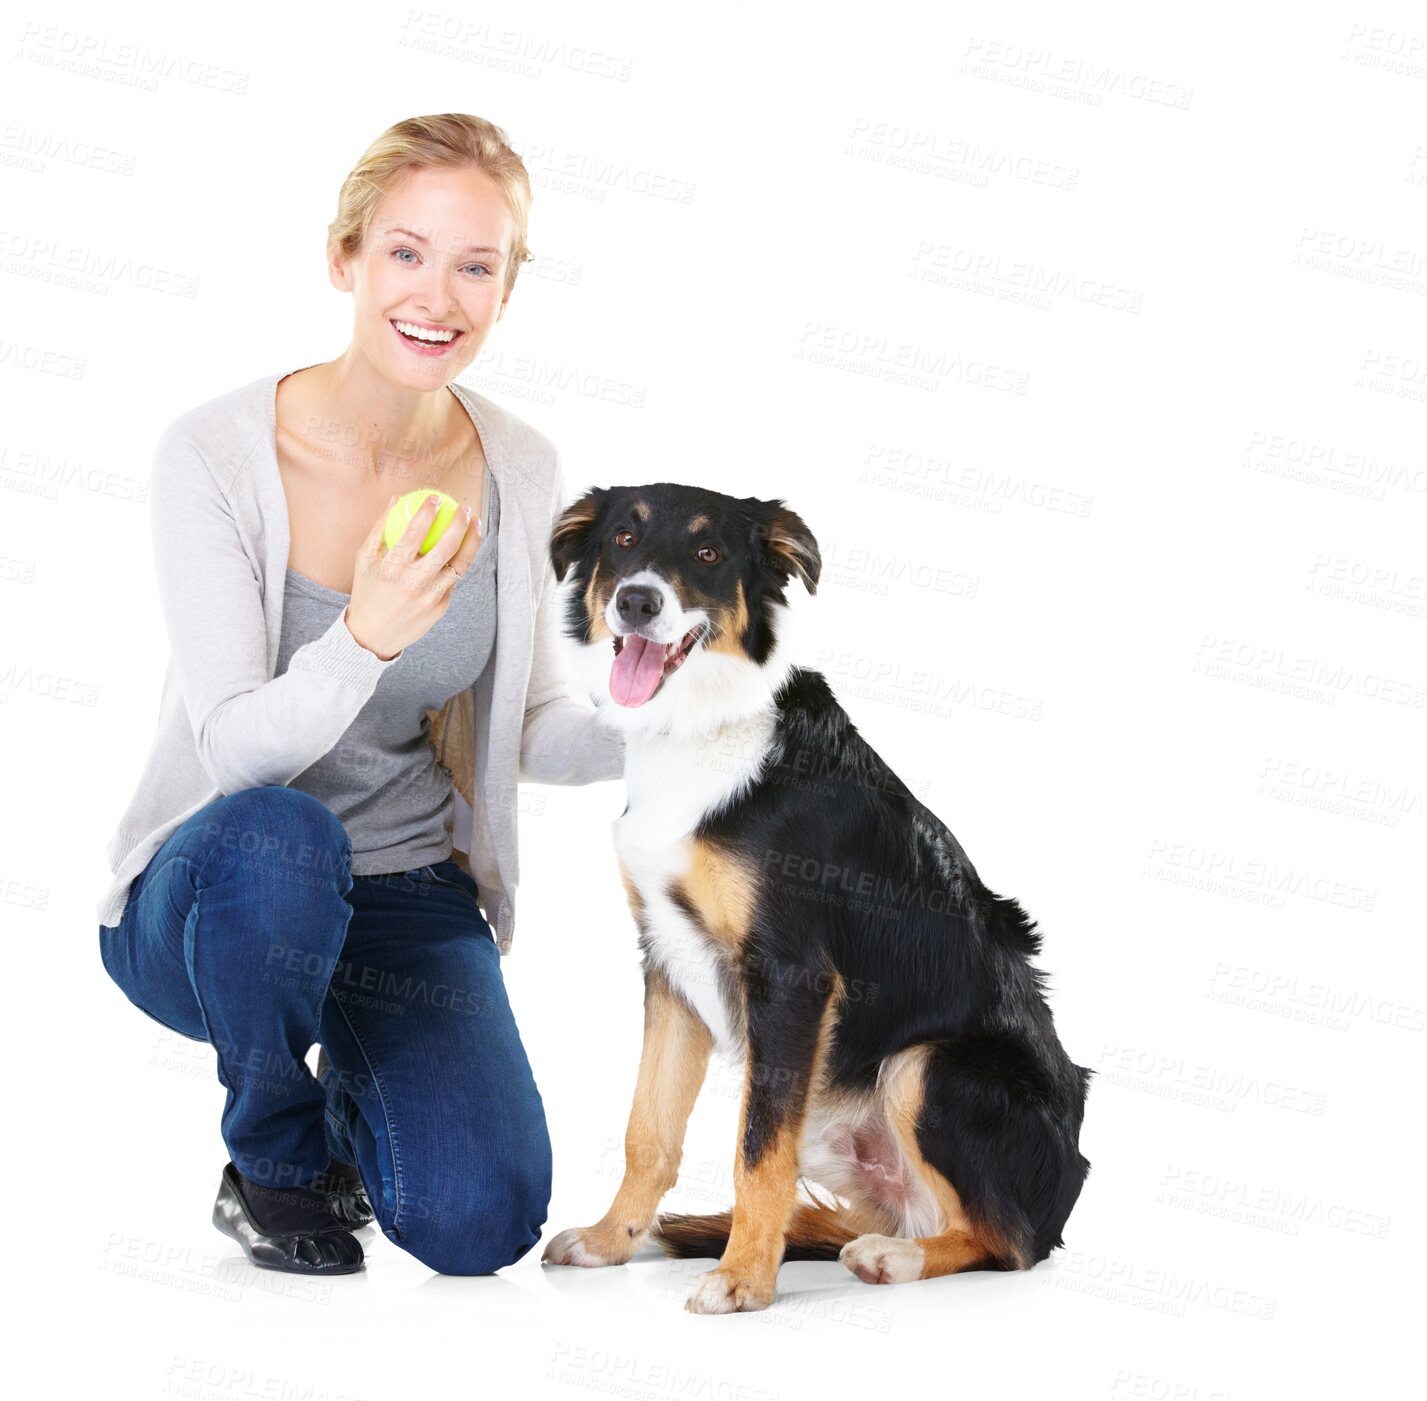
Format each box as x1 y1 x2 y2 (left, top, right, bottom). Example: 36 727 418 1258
97 367 625 955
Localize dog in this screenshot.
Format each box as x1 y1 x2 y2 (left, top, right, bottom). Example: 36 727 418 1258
539 482 1091 1313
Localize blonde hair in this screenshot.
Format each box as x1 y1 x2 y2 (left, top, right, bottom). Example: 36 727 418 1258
326 113 533 297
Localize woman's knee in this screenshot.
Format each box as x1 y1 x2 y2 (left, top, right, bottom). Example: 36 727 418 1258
395 1155 554 1276
195 786 352 896
202 785 350 858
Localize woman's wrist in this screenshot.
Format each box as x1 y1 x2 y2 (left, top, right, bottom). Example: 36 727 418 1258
342 605 398 662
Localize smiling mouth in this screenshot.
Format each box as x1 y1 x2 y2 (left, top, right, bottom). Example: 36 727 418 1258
390 319 465 351
609 624 708 707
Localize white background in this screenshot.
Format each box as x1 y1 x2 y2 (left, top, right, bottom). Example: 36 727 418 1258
4 0 1423 1396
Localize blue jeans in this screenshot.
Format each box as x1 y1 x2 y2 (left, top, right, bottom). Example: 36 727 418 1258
98 785 553 1275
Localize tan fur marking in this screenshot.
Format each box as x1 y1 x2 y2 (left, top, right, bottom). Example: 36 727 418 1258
765 510 819 594
913 1230 997 1277
577 967 713 1260
551 496 601 569
688 513 710 533
704 577 750 658
617 857 645 928
582 561 616 643
670 837 757 956
879 1044 1023 1272
632 500 649 522
713 978 845 1297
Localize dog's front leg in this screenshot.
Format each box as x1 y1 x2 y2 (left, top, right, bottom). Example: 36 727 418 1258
544 963 713 1267
685 965 841 1314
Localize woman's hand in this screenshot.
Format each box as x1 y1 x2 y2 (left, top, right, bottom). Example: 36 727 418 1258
344 493 483 661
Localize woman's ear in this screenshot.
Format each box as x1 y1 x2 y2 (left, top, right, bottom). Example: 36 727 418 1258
753 500 821 596
550 488 606 582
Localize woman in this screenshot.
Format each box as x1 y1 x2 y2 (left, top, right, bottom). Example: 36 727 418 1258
96 114 623 1276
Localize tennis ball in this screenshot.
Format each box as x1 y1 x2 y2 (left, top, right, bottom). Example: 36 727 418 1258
384 489 462 556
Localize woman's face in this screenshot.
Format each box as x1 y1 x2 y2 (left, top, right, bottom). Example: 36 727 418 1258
331 164 516 391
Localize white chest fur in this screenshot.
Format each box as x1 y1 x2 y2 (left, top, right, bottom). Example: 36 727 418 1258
613 714 776 1051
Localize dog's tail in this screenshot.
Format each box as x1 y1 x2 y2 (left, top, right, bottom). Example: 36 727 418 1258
651 1198 868 1261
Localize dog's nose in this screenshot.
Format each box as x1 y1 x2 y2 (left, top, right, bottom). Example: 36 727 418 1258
616 586 662 625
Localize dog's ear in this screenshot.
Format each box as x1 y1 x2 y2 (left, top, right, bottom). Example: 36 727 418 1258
550 488 605 583
754 501 821 596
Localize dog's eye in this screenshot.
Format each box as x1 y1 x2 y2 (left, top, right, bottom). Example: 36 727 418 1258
696 545 719 564
614 529 636 548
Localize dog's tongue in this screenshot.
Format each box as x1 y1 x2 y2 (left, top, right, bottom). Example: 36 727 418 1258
610 635 671 707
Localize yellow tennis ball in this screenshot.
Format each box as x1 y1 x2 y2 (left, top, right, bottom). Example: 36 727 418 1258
384 489 461 555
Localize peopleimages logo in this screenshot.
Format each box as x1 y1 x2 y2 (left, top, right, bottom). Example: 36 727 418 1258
1096 1044 1328 1117
1207 962 1427 1034
1192 635 1426 708
1158 1166 1392 1239
1055 1251 1276 1321
1145 838 1377 913
960 36 1194 109
846 117 1080 191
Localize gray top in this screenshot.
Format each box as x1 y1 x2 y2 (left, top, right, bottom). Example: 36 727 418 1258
96 367 625 955
277 470 500 875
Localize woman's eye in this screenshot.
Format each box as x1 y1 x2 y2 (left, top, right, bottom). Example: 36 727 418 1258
697 545 719 564
393 248 489 277
614 529 636 548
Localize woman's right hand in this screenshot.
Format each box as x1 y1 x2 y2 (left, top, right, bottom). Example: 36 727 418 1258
344 494 483 661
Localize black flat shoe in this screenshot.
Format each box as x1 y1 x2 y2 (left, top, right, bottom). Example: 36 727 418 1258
313 1158 375 1229
212 1162 364 1275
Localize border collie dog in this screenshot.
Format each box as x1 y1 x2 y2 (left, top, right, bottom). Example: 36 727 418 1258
539 483 1091 1314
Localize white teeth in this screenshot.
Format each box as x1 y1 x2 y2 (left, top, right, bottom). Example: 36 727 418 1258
393 320 458 343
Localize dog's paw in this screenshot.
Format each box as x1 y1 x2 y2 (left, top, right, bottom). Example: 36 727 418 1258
839 1233 924 1284
541 1225 637 1267
685 1267 775 1314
